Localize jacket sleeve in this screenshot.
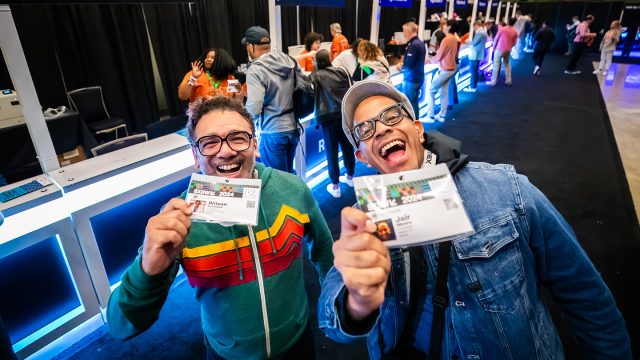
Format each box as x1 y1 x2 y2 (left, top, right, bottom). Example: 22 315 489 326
245 66 266 122
518 176 632 359
301 184 334 282
471 33 484 46
106 253 180 340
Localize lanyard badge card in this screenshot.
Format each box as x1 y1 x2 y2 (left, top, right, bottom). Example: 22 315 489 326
353 163 474 248
185 173 262 226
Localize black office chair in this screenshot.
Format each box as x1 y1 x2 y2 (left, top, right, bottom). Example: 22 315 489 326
67 86 128 139
90 133 148 156
144 115 188 140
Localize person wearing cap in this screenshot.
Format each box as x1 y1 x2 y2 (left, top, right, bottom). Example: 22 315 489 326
330 23 350 61
243 26 311 174
317 80 632 359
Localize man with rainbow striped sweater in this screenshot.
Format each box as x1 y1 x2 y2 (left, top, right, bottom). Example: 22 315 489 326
107 96 334 359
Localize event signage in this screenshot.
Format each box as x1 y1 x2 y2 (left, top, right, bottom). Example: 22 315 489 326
380 0 413 8
427 0 446 7
477 0 487 10
276 0 344 7
455 0 467 7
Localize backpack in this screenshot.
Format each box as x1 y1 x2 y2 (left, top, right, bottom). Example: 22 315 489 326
289 57 315 122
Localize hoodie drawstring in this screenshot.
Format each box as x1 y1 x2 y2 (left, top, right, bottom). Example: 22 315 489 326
232 228 244 281
260 204 277 254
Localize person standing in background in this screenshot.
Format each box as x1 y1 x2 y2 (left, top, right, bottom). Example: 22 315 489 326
330 23 350 61
397 21 426 118
178 48 243 104
464 20 488 92
487 17 518 86
426 20 458 122
594 20 622 75
296 32 323 72
310 50 356 198
356 41 391 83
565 15 596 75
332 38 363 78
244 26 309 174
512 11 531 60
532 20 555 76
565 16 580 56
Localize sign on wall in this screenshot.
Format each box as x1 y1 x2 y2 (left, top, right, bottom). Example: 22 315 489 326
276 0 344 7
455 0 467 8
427 0 446 8
380 0 413 8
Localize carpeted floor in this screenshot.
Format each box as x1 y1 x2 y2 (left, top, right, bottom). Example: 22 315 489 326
56 52 640 359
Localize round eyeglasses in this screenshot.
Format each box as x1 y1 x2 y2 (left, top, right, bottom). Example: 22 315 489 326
193 131 254 156
352 103 412 143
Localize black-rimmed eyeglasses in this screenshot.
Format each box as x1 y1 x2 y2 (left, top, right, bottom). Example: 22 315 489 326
193 131 254 156
352 103 413 143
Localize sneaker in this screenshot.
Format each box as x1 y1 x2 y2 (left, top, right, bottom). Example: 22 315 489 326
486 81 496 86
564 70 579 75
602 70 608 75
533 66 540 75
535 68 541 76
564 52 571 56
463 87 477 93
326 184 341 198
434 114 445 122
505 81 512 86
339 175 354 187
574 70 582 74
592 69 600 74
423 116 436 124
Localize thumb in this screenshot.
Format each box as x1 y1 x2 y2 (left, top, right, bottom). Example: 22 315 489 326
340 207 376 237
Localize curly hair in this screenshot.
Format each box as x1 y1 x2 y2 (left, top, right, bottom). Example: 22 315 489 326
304 32 324 51
357 41 382 62
208 48 238 80
186 96 254 143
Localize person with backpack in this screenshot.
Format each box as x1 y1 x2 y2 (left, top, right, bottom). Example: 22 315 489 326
593 20 622 75
244 26 311 174
310 50 356 198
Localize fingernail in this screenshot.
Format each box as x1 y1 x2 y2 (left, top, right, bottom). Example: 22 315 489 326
365 219 376 233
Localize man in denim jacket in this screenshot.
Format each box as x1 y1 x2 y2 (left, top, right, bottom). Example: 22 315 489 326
318 80 632 359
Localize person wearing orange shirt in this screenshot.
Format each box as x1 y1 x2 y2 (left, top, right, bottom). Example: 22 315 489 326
330 23 350 61
178 48 242 104
295 32 323 72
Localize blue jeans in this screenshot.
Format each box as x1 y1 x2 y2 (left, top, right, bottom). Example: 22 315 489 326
259 130 299 174
401 80 423 119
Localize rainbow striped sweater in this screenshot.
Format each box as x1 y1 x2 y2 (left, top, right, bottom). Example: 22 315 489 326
107 163 334 359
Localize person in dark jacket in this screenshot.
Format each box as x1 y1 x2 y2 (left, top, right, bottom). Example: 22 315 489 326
532 20 555 76
310 50 356 198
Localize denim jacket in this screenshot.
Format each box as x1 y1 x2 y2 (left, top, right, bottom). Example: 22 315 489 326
319 162 631 360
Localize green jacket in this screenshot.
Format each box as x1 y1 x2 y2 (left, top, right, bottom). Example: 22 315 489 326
107 163 334 359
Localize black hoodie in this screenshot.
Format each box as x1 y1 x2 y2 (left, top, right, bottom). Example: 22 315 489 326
424 131 470 175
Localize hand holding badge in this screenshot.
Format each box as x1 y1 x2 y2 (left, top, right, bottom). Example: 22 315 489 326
185 173 261 226
353 164 474 248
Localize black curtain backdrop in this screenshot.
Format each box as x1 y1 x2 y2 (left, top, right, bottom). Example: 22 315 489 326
280 0 371 51
11 4 159 132
143 3 204 116
0 55 13 91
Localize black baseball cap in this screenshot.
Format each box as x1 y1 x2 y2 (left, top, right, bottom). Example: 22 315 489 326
241 26 271 45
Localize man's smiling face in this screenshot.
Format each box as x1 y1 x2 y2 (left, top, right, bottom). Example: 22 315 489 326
353 96 425 174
